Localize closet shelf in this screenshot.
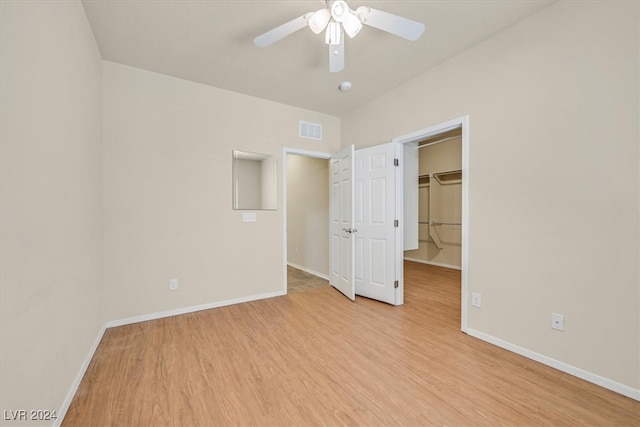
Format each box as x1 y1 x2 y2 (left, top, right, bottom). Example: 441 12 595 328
433 170 462 185
434 170 461 177
419 170 462 185
416 168 463 252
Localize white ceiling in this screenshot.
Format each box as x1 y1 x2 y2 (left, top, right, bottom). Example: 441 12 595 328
82 0 554 116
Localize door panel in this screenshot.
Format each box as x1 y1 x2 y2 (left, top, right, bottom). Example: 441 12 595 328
370 239 387 285
329 145 355 300
354 143 398 305
371 177 386 223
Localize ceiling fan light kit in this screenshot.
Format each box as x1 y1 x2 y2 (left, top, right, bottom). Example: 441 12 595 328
342 12 363 38
309 9 330 34
254 0 425 73
330 1 348 22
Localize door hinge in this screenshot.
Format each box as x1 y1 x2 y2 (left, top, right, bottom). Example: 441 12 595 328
394 219 399 227
394 280 399 288
394 158 399 166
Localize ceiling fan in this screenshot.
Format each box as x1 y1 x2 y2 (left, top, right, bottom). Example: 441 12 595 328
254 0 425 73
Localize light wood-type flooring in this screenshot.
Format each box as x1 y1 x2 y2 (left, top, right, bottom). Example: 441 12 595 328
63 262 640 426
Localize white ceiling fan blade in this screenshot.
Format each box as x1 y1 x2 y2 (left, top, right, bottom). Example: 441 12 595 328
329 34 344 73
356 6 425 41
254 13 313 47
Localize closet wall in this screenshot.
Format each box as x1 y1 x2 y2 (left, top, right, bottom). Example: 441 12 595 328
286 155 329 277
405 137 462 269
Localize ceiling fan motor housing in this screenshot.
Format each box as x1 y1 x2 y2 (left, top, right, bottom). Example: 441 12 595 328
330 1 349 23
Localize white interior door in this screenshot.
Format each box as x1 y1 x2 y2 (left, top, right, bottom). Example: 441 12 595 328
354 142 400 305
329 145 355 300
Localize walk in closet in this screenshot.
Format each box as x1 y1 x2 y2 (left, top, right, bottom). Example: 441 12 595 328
405 130 462 269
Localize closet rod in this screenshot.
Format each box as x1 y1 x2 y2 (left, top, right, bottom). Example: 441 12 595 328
419 170 461 179
418 135 460 149
418 221 462 226
433 169 462 177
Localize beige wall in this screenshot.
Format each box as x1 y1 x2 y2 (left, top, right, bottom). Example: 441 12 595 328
102 61 340 321
419 138 462 175
1 1 104 424
286 155 330 277
342 1 639 390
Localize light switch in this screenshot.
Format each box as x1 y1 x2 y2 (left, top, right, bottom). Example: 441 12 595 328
243 212 256 222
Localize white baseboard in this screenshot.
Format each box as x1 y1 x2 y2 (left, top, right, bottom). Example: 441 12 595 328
106 290 285 328
287 262 329 280
54 322 107 427
403 257 462 271
466 328 640 401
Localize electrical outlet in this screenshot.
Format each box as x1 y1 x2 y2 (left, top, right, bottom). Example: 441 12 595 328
551 313 564 331
169 279 178 291
471 292 481 308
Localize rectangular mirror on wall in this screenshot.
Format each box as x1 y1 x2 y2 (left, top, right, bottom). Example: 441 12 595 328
232 150 277 210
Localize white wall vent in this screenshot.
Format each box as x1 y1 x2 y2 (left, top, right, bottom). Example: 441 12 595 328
299 120 322 140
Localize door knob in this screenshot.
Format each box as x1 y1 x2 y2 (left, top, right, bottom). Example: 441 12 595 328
342 228 357 234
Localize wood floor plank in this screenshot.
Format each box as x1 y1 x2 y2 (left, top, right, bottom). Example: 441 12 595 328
63 262 640 426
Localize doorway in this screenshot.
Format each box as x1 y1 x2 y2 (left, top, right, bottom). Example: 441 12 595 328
394 115 469 332
282 148 331 294
283 144 402 305
407 127 462 270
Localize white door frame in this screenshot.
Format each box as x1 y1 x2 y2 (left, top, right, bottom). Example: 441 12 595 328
281 147 332 294
392 115 470 332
